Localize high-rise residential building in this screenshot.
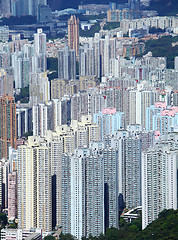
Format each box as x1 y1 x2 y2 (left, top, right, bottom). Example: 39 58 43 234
61 143 118 239
102 36 116 76
120 16 178 34
0 43 11 67
8 171 17 221
11 0 47 16
11 51 30 89
93 108 124 140
32 101 54 137
85 145 105 236
0 68 13 96
16 106 32 138
58 46 76 80
129 90 142 125
146 102 178 135
0 0 11 17
51 79 78 99
104 125 154 210
53 97 71 128
79 76 99 91
129 89 157 127
17 117 100 231
9 147 18 172
125 134 142 208
68 15 79 56
172 91 178 106
18 136 52 232
142 133 178 229
0 158 10 210
34 29 47 71
79 45 100 77
0 96 17 159
29 72 50 107
128 0 140 10
103 147 119 229
71 93 90 121
107 9 141 22
174 56 178 70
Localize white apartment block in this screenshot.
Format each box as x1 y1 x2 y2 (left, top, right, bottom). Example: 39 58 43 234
120 16 178 34
142 133 178 229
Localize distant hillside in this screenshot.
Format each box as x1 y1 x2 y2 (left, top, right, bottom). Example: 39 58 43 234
47 0 126 11
136 209 178 240
137 35 178 69
48 0 178 15
147 0 178 16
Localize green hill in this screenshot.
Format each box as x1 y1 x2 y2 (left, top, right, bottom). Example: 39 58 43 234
102 209 178 240
46 209 178 240
146 0 178 16
136 209 178 240
47 0 126 11
137 35 178 69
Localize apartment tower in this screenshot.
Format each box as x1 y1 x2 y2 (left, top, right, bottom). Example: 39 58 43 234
68 15 79 56
0 96 17 159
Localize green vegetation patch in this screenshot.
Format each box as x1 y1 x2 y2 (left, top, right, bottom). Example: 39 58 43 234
103 22 120 30
146 0 178 16
78 13 106 21
47 57 58 80
138 35 178 69
0 16 37 26
15 86 29 103
43 209 178 240
80 22 101 37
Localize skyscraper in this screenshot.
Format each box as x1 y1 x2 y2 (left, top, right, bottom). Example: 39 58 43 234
0 69 13 96
142 133 178 229
0 96 17 159
8 171 17 221
58 46 76 80
93 108 124 141
68 15 79 56
0 158 10 210
125 134 142 208
11 0 47 16
0 0 11 17
34 29 47 71
18 136 52 232
61 143 118 239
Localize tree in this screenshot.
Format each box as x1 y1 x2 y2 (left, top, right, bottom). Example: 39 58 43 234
44 236 56 240
47 58 58 80
0 212 7 229
59 233 75 240
15 86 29 103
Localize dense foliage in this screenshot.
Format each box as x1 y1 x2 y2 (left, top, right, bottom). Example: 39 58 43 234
146 0 178 16
47 57 58 80
47 33 67 41
0 16 37 26
47 57 58 72
47 209 178 240
48 0 127 11
15 86 29 103
78 14 106 21
0 213 7 229
80 22 101 37
149 27 165 34
103 22 120 30
138 35 178 69
136 209 178 240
